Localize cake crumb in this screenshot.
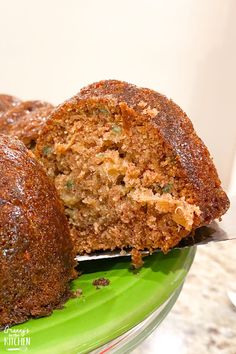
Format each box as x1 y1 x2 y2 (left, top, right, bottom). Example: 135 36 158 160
131 249 144 269
92 277 110 289
74 288 83 297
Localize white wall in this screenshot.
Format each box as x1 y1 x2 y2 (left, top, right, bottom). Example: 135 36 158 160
0 0 235 187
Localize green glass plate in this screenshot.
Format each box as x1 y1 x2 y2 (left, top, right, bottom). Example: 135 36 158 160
0 247 196 354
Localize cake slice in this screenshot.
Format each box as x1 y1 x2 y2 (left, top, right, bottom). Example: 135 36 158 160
35 80 229 266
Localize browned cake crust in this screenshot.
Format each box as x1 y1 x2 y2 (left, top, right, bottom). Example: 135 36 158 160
0 94 21 115
0 135 76 328
35 80 229 265
0 100 54 149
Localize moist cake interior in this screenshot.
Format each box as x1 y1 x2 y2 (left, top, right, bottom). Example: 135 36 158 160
41 99 201 256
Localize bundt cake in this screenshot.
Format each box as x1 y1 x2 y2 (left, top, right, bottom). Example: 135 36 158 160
0 94 21 115
35 80 229 266
0 100 54 149
0 135 76 328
